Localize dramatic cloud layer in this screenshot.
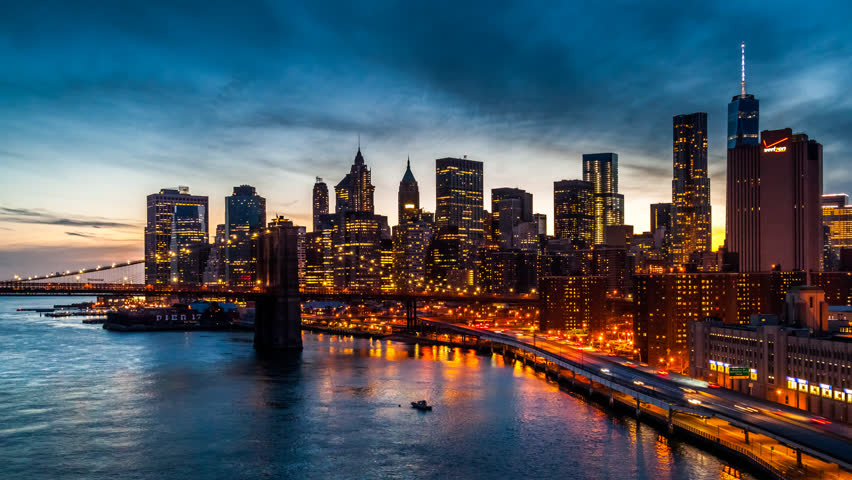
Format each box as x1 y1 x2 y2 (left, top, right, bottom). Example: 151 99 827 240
1 0 850 277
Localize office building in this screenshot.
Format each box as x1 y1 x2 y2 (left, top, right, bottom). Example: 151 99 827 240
823 194 852 271
671 112 711 265
727 43 760 148
727 128 823 272
583 153 624 244
304 229 334 289
332 149 383 290
436 157 484 246
392 220 432 292
491 188 533 243
533 213 547 237
312 177 328 232
398 158 420 224
203 224 226 285
144 186 209 285
554 179 595 247
225 185 266 286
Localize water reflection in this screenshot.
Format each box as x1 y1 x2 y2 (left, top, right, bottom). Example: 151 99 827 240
0 298 754 480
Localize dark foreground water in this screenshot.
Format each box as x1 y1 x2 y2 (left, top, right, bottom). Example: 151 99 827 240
0 297 754 479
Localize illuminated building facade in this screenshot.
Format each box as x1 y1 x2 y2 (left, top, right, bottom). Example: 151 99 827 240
539 276 607 333
671 112 711 265
690 317 852 424
312 177 328 232
633 272 806 369
144 186 209 285
304 230 334 289
332 149 383 291
225 185 266 287
435 157 484 246
822 194 852 271
553 179 594 247
477 250 538 294
811 272 852 306
582 153 624 245
728 128 823 272
398 159 420 224
392 220 432 292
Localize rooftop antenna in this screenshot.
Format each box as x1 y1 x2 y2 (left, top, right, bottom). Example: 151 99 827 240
741 41 746 97
358 134 361 151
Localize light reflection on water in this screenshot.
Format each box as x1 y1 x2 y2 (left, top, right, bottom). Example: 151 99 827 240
0 297 754 480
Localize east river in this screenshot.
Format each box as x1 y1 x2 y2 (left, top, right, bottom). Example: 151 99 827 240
0 297 755 479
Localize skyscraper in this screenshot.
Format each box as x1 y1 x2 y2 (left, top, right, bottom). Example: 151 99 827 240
335 148 375 214
435 157 484 245
727 42 759 149
491 187 533 245
312 177 328 232
671 112 711 265
225 185 266 286
582 153 624 244
727 129 823 272
398 158 420 224
144 186 209 285
553 179 594 247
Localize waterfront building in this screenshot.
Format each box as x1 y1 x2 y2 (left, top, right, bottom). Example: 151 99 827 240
727 42 760 148
689 288 852 424
225 185 266 287
312 177 329 232
633 271 807 369
582 153 624 245
398 158 420 224
671 112 711 265
553 179 595 247
540 275 607 333
426 227 465 290
435 157 484 246
727 128 823 272
144 186 209 285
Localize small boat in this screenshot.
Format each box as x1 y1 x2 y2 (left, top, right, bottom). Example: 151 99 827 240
410 400 432 411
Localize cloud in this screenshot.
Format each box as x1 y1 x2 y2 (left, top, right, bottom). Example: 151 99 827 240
64 231 95 238
0 207 140 229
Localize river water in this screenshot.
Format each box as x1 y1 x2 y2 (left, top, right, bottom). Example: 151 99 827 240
0 297 754 479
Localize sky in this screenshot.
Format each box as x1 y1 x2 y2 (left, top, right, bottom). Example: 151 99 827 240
1 1 851 279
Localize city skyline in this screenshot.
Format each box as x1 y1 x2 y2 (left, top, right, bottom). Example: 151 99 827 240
2 1 852 278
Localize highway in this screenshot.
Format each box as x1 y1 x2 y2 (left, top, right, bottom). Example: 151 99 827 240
444 323 852 471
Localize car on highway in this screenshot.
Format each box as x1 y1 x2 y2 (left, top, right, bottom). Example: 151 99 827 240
607 352 617 357
707 382 721 389
810 416 832 425
600 368 611 375
679 387 696 393
687 398 702 405
734 404 759 413
656 370 669 376
632 379 645 386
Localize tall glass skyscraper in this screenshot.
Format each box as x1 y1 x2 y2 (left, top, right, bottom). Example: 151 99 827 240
225 185 266 286
435 157 484 244
144 186 209 285
312 178 328 232
553 179 594 247
671 112 711 265
582 153 624 245
727 42 759 148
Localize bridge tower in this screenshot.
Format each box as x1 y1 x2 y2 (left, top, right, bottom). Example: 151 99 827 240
254 217 303 354
405 297 418 331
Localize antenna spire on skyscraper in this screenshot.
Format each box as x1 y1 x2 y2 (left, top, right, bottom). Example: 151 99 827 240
741 41 746 97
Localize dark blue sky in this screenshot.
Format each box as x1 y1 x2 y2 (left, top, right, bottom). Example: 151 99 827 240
1 0 850 277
